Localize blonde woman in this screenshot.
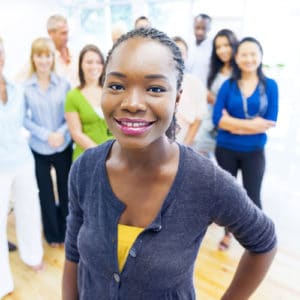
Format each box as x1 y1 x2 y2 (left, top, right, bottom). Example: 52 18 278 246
24 37 71 247
0 37 43 299
65 44 113 161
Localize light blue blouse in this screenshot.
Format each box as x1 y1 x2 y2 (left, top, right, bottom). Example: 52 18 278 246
24 73 71 155
0 80 33 171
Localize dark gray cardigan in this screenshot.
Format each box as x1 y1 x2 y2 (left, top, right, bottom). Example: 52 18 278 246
65 140 276 300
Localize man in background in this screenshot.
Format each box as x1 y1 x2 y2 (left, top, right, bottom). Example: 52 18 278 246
46 14 77 86
186 13 213 86
15 14 77 86
134 16 151 29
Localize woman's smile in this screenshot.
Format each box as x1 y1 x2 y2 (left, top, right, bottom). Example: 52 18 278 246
101 37 179 148
114 117 156 136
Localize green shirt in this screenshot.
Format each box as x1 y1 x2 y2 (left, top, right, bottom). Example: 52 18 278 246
65 88 113 161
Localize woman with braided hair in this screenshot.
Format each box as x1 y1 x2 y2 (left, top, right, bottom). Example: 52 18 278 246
63 28 277 300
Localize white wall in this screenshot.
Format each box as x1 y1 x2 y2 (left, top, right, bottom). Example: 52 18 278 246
1 0 300 81
0 0 65 78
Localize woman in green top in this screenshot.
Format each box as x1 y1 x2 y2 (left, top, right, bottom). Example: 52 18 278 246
65 44 113 160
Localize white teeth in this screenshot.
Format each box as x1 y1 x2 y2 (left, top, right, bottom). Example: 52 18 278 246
120 121 149 127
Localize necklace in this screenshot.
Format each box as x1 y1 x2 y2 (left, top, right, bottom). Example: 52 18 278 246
239 82 268 119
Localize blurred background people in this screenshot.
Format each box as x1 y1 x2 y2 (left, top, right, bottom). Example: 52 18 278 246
24 37 72 247
213 37 279 250
65 44 113 161
15 14 77 86
46 14 78 86
172 36 207 145
194 29 238 157
111 22 127 44
186 13 213 86
134 16 152 29
0 37 43 299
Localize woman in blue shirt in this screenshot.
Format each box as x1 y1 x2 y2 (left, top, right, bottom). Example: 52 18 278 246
24 37 71 246
62 28 277 300
213 37 279 250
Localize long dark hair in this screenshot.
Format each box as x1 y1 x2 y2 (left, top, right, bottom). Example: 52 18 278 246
207 29 238 89
231 37 265 85
78 44 105 89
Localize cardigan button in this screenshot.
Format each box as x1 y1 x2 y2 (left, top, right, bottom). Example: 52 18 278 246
113 273 120 283
153 225 162 232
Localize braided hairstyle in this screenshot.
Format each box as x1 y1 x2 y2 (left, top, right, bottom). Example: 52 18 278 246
103 27 185 141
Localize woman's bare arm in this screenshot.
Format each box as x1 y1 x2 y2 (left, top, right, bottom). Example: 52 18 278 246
184 119 201 146
222 247 277 300
62 259 78 300
207 90 216 105
65 112 97 149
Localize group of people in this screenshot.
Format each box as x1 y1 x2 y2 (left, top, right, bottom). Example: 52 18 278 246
175 14 278 250
1 11 278 300
0 15 113 298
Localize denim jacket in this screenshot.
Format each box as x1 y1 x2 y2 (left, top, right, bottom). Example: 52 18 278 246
65 140 276 299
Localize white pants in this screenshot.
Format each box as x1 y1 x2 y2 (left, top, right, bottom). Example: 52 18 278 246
0 163 43 298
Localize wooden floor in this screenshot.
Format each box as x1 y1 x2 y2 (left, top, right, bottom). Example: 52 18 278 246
3 214 300 300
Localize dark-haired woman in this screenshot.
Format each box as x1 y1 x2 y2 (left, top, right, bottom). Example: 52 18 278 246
63 29 277 300
65 44 113 161
194 29 238 158
213 37 279 250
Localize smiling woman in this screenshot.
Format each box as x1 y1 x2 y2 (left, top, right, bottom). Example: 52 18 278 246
212 37 279 251
62 28 277 300
64 44 113 161
24 37 72 248
101 38 180 148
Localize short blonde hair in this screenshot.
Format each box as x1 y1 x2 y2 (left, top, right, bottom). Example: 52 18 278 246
0 36 3 45
47 14 67 32
30 37 56 75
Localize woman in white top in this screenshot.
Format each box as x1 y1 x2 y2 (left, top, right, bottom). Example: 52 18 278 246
0 37 43 299
194 29 238 159
172 36 207 145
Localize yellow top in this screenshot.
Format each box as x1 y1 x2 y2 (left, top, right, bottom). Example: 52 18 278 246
117 224 144 272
